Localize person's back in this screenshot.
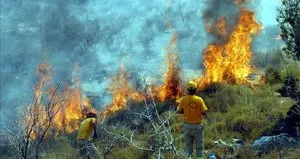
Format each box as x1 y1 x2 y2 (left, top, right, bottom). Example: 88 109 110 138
179 95 206 124
178 81 207 159
77 117 96 141
76 112 101 159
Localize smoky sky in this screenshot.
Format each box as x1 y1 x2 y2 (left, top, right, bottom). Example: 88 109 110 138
203 0 240 33
0 0 207 119
0 0 282 127
203 0 261 42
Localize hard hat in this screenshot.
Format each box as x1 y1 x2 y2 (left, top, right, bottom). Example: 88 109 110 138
188 81 197 89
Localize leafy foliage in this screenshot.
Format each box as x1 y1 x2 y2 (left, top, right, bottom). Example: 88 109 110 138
252 49 283 69
265 67 281 84
201 84 294 142
279 75 299 99
277 0 300 60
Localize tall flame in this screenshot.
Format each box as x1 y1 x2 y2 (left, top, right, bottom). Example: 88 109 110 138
53 86 94 134
54 64 96 134
197 9 261 89
25 63 52 139
155 34 182 101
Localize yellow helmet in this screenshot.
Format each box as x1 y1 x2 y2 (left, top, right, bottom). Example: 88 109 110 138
188 81 197 89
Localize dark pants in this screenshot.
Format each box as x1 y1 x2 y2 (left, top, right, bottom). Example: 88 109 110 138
183 123 204 158
77 140 101 159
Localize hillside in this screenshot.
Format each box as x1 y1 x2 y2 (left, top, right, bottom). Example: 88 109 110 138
1 0 300 159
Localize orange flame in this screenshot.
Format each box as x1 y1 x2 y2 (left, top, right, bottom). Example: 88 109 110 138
26 63 96 138
154 34 182 101
53 64 95 134
104 65 144 116
103 34 182 116
197 9 261 89
53 86 94 134
26 63 52 139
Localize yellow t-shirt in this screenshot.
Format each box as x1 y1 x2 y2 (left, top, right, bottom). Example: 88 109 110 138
76 117 97 141
178 95 207 124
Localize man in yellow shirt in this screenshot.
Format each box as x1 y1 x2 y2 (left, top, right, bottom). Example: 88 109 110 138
76 112 101 159
178 81 208 159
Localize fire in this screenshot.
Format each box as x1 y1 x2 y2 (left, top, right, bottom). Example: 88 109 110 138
24 7 262 130
154 34 182 101
104 65 144 116
53 64 95 134
103 34 182 115
26 63 51 139
53 86 94 134
26 63 96 139
197 9 261 89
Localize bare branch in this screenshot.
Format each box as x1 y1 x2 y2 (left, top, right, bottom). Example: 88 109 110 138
102 126 154 152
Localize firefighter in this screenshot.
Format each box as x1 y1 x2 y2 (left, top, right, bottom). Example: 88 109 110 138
76 112 101 159
177 81 208 159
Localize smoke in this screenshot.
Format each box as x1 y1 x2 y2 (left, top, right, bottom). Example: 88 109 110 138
0 0 281 127
203 0 282 52
0 0 208 125
203 0 248 42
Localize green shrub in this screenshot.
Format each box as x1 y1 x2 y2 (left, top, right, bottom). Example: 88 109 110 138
200 84 253 112
156 99 177 114
202 84 294 144
42 136 77 159
280 62 300 81
225 106 270 141
252 49 283 69
259 147 300 159
235 147 256 159
38 81 295 159
108 145 146 159
284 147 300 159
265 67 282 84
279 75 299 99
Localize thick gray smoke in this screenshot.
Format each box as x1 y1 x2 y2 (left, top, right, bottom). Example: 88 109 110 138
0 0 209 126
203 0 282 50
203 0 240 41
0 0 282 128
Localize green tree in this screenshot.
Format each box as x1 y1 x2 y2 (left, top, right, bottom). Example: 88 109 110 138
277 0 300 61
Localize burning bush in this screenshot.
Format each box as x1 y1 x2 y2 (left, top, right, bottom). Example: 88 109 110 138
198 9 261 89
25 63 96 138
103 65 145 117
155 34 183 102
